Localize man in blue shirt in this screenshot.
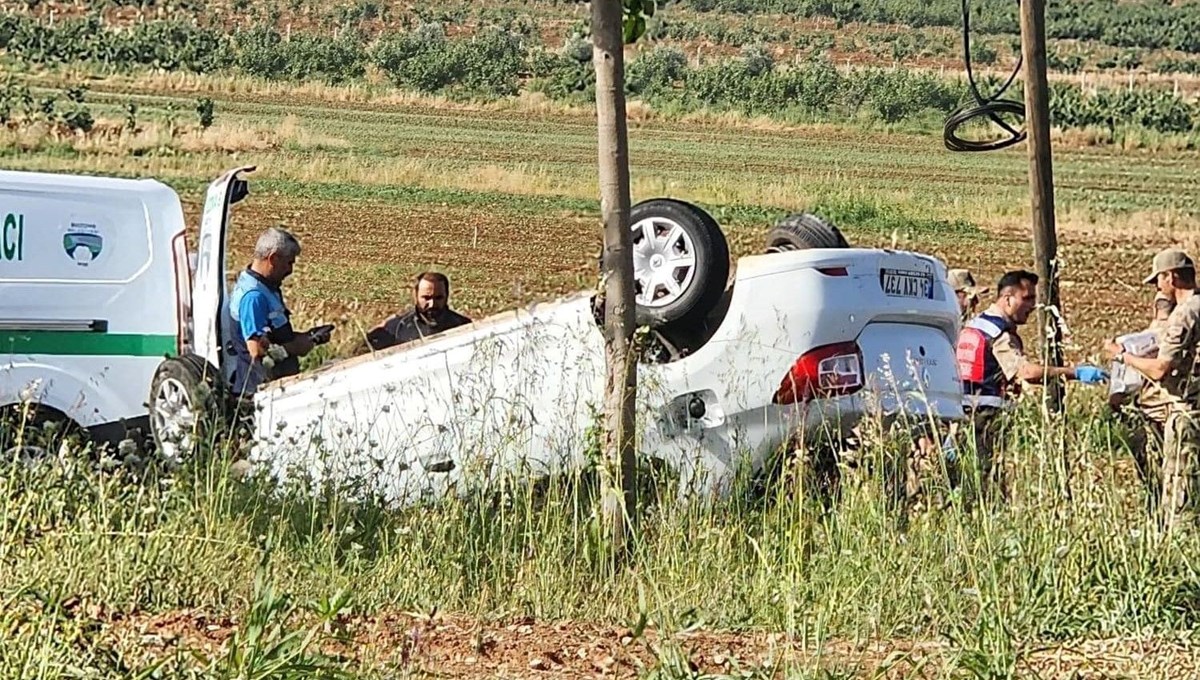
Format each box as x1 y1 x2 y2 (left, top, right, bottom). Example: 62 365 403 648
223 226 327 396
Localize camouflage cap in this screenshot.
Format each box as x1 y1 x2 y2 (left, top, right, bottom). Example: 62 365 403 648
948 268 988 297
1143 248 1195 285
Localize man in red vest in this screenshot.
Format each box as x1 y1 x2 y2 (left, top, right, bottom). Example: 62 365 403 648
956 269 1107 503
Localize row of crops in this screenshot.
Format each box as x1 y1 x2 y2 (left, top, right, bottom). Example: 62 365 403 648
649 0 1200 55
3 13 1199 138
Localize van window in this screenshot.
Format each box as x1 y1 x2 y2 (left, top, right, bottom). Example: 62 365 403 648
0 192 153 284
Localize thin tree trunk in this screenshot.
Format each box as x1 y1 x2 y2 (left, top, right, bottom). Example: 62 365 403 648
591 0 637 555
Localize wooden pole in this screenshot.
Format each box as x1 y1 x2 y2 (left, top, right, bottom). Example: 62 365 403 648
1019 0 1064 414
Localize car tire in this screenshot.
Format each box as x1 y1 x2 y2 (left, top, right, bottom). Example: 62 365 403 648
148 354 225 466
765 212 850 252
628 198 730 329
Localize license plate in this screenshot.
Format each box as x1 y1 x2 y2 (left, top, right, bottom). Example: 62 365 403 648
880 268 934 299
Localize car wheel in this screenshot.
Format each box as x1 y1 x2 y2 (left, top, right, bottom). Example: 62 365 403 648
765 212 850 252
148 354 224 466
629 198 730 329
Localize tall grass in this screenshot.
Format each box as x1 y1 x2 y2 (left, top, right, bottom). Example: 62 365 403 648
1 384 1195 677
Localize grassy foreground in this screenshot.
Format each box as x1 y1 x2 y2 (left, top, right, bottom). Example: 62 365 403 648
2 387 1198 678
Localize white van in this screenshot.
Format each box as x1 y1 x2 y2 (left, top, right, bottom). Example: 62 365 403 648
0 168 202 453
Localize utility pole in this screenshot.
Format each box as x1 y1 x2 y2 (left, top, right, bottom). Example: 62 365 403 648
1019 0 1064 414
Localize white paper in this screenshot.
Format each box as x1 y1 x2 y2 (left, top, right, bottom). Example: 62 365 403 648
1108 330 1159 395
1117 330 1158 358
1109 361 1144 395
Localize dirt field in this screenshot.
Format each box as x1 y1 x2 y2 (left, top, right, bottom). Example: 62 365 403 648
91 607 1200 678
176 193 1197 363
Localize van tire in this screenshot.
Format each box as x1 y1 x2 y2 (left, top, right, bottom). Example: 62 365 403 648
148 355 224 466
765 213 850 252
628 198 730 329
0 403 84 465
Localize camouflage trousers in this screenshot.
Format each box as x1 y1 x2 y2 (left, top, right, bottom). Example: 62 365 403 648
965 407 1008 505
883 430 942 515
883 407 1007 518
1121 407 1200 532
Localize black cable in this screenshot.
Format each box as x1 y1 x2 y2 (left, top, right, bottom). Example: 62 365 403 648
944 0 1027 152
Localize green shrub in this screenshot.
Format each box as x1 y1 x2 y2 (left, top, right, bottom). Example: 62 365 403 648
372 23 527 97
455 25 527 97
626 45 688 98
233 27 365 84
371 23 462 93
196 97 215 128
528 43 595 100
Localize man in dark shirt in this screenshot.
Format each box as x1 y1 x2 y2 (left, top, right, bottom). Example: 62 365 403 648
364 272 472 351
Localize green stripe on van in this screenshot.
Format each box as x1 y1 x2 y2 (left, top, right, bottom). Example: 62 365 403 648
0 332 177 357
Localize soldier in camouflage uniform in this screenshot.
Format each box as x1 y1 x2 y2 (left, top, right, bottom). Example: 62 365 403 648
888 268 1000 520
948 268 989 323
1108 289 1176 510
1105 249 1200 533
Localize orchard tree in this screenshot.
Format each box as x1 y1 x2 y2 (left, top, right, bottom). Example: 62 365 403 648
591 0 656 557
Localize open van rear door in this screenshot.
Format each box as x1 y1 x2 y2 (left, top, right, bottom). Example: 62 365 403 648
191 166 254 372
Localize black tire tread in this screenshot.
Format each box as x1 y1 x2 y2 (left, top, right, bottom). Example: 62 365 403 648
765 212 850 251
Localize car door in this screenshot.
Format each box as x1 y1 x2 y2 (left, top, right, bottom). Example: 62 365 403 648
190 166 254 376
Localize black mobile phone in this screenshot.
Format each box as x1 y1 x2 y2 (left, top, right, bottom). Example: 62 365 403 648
309 323 335 345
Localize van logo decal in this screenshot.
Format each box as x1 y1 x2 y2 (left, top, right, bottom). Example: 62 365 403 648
63 223 103 266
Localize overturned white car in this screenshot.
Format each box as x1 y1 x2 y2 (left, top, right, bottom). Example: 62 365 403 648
154 167 966 505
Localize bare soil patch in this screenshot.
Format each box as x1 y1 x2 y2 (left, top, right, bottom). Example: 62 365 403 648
180 195 1185 358
98 607 1200 679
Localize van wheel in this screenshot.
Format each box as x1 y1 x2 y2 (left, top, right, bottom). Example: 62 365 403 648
0 404 83 466
765 212 850 252
149 355 224 466
629 198 730 329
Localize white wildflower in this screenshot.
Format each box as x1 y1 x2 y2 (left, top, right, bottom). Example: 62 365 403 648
19 379 43 403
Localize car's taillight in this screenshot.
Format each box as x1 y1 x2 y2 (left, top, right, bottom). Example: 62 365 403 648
815 266 849 277
773 341 864 405
171 232 193 356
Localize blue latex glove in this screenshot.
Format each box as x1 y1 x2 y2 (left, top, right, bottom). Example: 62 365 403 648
1075 365 1108 384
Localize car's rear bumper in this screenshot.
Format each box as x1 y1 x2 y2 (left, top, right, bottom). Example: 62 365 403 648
642 385 964 500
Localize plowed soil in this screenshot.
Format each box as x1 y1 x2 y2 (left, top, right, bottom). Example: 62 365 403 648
98 607 1200 678
182 195 603 337
183 194 1186 359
